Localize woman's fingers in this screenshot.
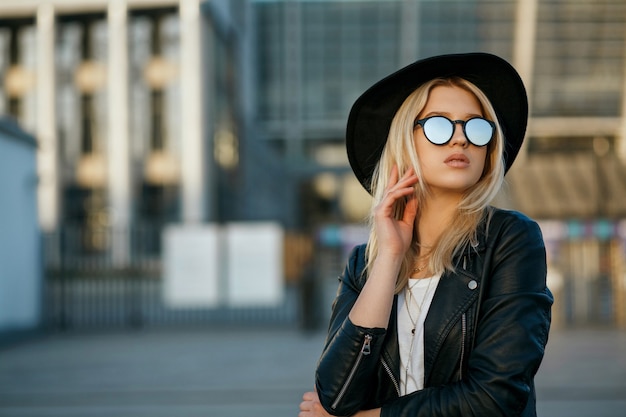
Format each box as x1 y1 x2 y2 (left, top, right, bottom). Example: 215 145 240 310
377 167 418 218
386 166 417 190
397 167 418 190
383 168 418 198
299 391 329 417
402 193 418 224
388 164 400 185
302 391 317 401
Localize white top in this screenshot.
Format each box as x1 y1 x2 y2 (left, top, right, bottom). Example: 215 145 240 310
397 274 441 395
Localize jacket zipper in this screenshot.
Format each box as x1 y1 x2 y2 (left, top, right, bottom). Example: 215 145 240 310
459 254 469 381
459 313 467 381
331 334 372 410
381 358 400 396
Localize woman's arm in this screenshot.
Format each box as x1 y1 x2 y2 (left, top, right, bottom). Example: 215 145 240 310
315 167 418 416
314 245 388 416
349 166 418 328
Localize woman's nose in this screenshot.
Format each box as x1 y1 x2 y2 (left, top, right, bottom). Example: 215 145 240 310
449 122 469 147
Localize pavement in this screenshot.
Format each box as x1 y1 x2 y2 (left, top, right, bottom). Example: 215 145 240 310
0 325 625 417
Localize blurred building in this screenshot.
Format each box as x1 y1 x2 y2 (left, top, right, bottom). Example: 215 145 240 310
0 0 625 328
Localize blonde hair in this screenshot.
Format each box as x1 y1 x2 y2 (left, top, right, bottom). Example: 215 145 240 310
365 77 505 293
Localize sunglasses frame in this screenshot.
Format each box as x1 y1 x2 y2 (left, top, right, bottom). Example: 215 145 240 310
413 115 495 147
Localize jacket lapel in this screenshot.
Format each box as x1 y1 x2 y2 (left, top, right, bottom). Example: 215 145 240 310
381 294 401 392
423 266 481 385
381 261 482 390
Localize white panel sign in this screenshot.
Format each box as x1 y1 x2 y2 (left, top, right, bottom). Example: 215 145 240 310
226 222 284 307
163 225 221 308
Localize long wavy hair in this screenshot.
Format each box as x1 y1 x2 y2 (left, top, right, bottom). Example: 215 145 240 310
365 77 505 293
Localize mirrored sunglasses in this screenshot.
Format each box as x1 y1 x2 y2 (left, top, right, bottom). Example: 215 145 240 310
413 115 495 147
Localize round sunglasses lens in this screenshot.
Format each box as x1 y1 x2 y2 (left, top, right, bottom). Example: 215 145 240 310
424 117 453 144
465 118 493 146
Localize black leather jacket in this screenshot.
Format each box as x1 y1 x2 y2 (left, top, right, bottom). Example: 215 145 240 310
315 208 553 417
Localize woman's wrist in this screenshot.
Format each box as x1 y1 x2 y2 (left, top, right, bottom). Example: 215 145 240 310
372 250 405 271
348 253 400 328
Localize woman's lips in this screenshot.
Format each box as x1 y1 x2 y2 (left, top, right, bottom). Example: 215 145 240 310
444 153 470 167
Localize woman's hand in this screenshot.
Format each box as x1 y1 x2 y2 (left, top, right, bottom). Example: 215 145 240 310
299 390 381 417
373 165 419 258
299 390 331 417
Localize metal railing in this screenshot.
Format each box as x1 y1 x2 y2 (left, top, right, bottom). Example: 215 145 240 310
42 225 302 330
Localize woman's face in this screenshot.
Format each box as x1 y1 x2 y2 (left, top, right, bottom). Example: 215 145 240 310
413 85 489 197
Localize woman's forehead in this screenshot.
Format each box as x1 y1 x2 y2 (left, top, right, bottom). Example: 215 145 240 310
420 85 483 116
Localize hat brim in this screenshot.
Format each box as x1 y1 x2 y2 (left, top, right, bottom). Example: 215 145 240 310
346 52 528 193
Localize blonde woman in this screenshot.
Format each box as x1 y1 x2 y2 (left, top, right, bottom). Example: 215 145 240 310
299 53 553 417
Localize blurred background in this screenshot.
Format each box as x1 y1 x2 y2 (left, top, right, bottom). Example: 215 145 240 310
0 0 625 415
1 0 625 334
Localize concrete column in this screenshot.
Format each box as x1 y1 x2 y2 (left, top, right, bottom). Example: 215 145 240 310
512 0 538 162
36 3 58 232
618 26 626 161
179 0 205 223
107 0 131 265
612 239 626 328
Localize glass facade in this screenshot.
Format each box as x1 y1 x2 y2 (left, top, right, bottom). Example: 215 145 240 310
55 15 108 187
533 0 626 117
128 10 182 232
257 1 402 134
256 0 521 140
255 0 626 130
209 16 242 221
419 0 516 58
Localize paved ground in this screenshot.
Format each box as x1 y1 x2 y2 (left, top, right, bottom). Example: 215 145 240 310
0 325 625 417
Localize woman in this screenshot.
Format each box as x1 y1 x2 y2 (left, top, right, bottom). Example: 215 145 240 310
299 53 553 417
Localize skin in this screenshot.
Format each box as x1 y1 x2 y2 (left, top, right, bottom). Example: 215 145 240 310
299 85 489 417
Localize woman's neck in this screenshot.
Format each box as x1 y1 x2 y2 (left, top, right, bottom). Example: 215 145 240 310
417 194 460 247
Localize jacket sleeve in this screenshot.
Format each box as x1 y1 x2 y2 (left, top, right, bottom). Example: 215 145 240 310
315 244 388 416
381 213 553 417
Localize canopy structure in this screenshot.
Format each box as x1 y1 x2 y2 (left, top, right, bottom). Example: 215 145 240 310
500 152 626 219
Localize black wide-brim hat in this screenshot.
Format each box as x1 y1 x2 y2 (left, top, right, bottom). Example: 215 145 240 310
346 52 528 193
